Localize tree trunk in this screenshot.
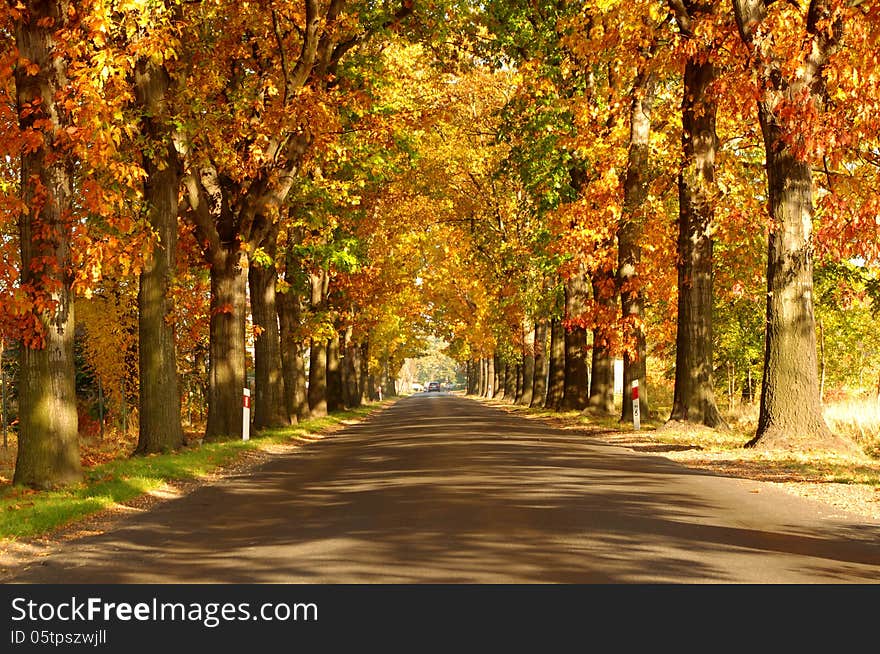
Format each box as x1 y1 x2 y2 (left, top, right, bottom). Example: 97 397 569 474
749 105 831 446
326 334 343 412
277 242 309 423
618 70 655 424
308 340 328 417
278 314 309 423
486 355 495 397
545 318 566 410
359 340 370 403
493 353 504 398
519 326 535 406
466 360 475 394
342 326 360 408
669 50 725 429
205 246 248 440
249 239 289 430
733 0 842 451
530 321 548 408
563 270 589 411
478 357 487 396
503 362 516 401
12 0 82 488
514 363 523 403
133 58 185 455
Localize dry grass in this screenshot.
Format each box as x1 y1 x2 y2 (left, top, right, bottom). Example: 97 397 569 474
483 395 880 522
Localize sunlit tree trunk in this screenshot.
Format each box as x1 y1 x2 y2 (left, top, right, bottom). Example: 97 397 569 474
205 247 247 439
545 318 566 410
733 0 841 449
12 0 81 488
519 324 535 406
326 333 344 412
133 58 185 454
530 321 548 408
307 270 329 417
277 232 309 423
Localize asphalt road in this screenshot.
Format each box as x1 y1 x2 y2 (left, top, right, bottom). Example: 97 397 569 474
9 394 880 583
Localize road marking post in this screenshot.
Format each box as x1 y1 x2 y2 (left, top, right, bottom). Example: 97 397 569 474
632 380 641 431
242 388 251 441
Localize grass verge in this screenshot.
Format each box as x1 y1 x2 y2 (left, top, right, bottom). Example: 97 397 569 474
0 403 383 542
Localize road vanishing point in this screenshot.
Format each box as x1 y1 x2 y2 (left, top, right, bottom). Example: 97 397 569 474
9 394 880 583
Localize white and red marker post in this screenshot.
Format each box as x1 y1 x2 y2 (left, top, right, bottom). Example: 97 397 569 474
242 388 251 441
631 380 641 431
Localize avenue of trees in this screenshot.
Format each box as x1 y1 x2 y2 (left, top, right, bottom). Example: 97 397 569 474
1 0 879 488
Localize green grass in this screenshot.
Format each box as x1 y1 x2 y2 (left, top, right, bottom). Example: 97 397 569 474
0 404 382 542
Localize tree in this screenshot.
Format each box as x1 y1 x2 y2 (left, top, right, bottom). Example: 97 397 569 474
731 0 846 449
9 0 81 488
667 0 727 429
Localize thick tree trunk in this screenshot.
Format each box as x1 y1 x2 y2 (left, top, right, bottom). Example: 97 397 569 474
493 353 504 398
618 70 655 424
133 58 185 455
249 241 289 430
308 340 328 417
563 270 589 411
514 364 523 403
466 360 475 395
12 0 81 488
588 268 615 414
748 106 831 446
518 358 533 405
205 247 248 439
342 326 360 408
530 321 548 408
503 362 516 401
668 39 726 429
326 334 343 412
732 0 841 449
478 357 487 396
277 249 309 423
545 318 566 410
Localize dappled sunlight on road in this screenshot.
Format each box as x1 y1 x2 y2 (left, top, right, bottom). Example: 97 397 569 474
11 395 880 583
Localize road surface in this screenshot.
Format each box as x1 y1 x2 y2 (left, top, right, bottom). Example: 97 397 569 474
8 394 880 583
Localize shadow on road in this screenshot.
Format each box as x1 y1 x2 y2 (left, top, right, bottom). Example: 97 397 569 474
11 395 880 583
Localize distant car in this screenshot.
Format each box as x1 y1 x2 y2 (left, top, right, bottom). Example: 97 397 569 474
427 381 441 392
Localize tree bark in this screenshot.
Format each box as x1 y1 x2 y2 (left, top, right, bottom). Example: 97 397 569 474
545 318 566 410
530 321 548 408
359 340 370 403
486 355 495 397
205 247 248 439
12 0 81 488
618 69 656 424
514 363 523 403
308 340 328 417
563 269 589 411
493 353 504 398
668 25 726 429
342 326 361 408
249 235 289 430
503 362 516 401
519 344 535 406
732 0 841 449
277 233 309 423
326 333 343 412
133 57 185 455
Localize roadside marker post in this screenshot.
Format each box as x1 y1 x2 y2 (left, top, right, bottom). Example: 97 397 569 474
242 388 251 441
632 380 641 431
